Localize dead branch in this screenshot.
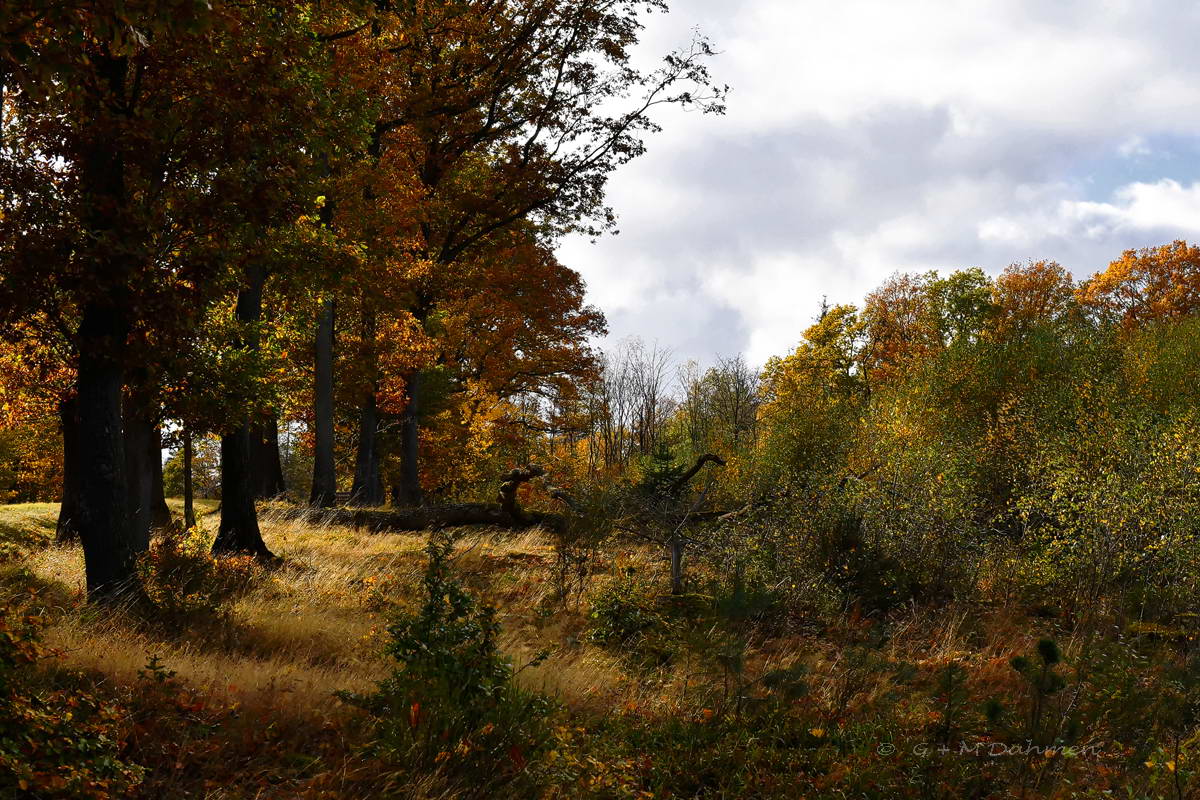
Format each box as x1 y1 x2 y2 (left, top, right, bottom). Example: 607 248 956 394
670 453 726 495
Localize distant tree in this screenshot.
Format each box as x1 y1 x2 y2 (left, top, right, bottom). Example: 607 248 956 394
1079 240 1200 328
990 260 1076 340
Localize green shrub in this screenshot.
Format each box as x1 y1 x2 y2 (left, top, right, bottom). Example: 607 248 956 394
587 573 664 647
547 482 619 607
340 535 555 797
634 444 686 499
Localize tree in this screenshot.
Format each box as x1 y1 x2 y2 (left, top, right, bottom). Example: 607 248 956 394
389 233 606 499
1079 240 1200 329
0 2 356 591
928 268 996 345
862 273 941 385
990 260 1076 340
0 3 220 598
327 0 725 505
0 321 75 532
759 304 867 477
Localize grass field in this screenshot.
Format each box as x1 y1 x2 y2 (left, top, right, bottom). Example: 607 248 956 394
2 501 1196 798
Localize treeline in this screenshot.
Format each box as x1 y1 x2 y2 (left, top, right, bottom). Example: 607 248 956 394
561 245 1200 616
395 239 1200 620
0 2 725 599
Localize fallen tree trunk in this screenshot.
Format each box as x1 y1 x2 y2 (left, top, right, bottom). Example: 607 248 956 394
279 503 567 533
670 453 726 495
278 457 734 537
279 463 569 533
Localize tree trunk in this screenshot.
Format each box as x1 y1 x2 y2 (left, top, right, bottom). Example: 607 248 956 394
350 308 383 506
284 465 573 533
74 52 142 601
213 422 275 559
284 503 566 533
150 425 170 528
669 532 684 595
214 267 276 560
123 401 155 552
252 412 287 499
670 453 727 496
75 301 137 600
395 370 423 506
183 427 196 530
309 298 337 507
350 389 384 506
261 411 287 497
56 397 81 543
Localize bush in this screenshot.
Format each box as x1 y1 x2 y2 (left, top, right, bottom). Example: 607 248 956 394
547 482 618 607
0 598 143 798
340 535 555 797
587 572 665 648
137 526 260 630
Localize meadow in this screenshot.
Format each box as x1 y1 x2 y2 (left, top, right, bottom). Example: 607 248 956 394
3 490 1198 799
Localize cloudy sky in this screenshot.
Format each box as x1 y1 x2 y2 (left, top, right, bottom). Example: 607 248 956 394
557 0 1200 367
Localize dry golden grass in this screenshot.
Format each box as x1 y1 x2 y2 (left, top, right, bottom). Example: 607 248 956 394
2 500 1154 800
5 501 658 728
12 502 417 722
3 500 1039 745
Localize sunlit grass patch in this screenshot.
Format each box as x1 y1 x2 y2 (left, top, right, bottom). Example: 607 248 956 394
0 501 58 556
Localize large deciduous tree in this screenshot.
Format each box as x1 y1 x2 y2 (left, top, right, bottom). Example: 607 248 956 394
321 0 725 506
0 2 356 593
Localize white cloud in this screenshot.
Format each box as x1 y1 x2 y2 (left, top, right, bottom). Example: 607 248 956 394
1066 180 1200 234
1118 135 1152 159
979 179 1200 249
559 0 1200 367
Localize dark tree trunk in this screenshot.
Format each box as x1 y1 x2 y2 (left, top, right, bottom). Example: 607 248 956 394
286 466 569 533
150 425 170 528
350 308 383 506
310 297 337 507
286 503 565 533
73 51 144 601
183 427 196 530
214 422 275 559
251 412 287 499
214 266 276 560
56 397 81 543
395 370 423 506
350 389 384 506
76 301 137 600
250 418 265 494
123 401 155 552
260 411 287 497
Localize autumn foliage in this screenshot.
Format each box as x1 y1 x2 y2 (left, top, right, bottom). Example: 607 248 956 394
8 2 1200 799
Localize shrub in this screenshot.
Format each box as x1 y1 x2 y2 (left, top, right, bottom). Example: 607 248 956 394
137 526 260 631
547 483 618 607
587 572 665 648
340 535 555 797
0 598 143 798
634 444 686 499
